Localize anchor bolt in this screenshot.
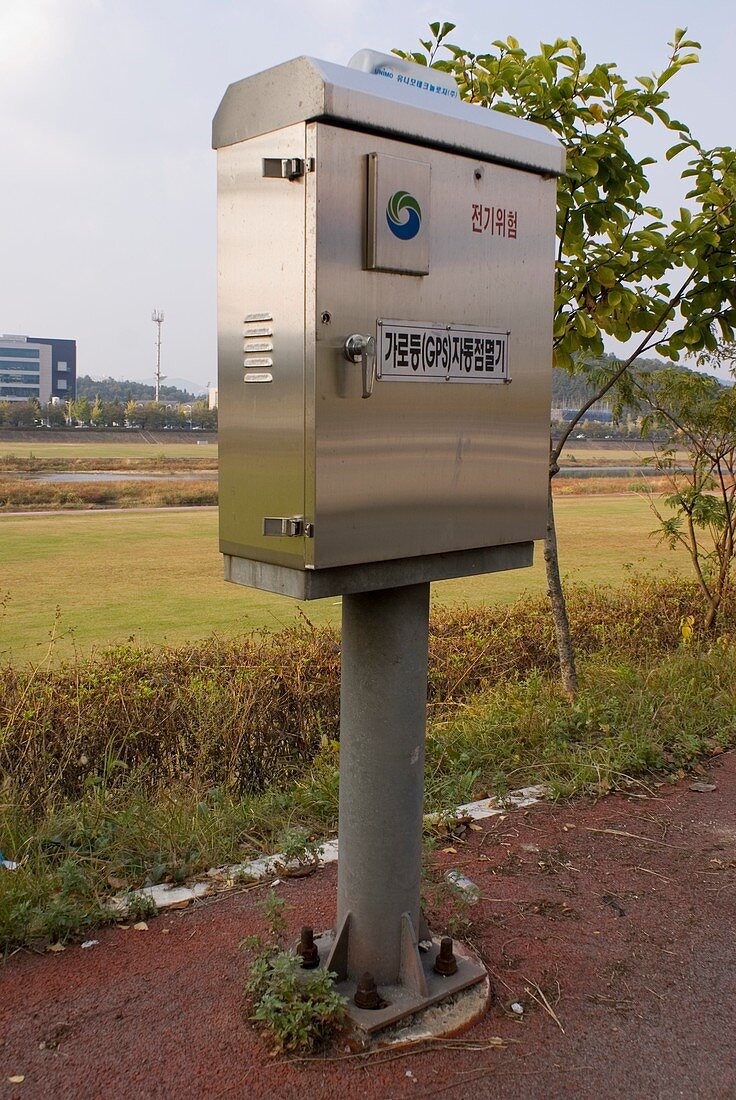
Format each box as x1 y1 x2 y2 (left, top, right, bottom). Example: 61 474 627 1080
434 936 459 976
298 926 320 969
354 971 382 1010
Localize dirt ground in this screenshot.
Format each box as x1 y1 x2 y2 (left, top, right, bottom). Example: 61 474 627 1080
2 753 735 1100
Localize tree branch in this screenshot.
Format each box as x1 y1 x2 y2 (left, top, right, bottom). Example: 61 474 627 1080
551 268 698 465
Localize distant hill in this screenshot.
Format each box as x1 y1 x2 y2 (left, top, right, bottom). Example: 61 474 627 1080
142 376 208 395
76 376 204 403
552 354 677 409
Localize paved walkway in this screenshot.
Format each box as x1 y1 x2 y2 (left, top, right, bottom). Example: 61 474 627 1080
2 754 735 1099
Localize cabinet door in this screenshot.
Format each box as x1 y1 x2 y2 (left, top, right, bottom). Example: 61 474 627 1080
308 122 555 570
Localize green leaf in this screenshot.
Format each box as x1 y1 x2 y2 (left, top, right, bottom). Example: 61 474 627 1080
666 142 691 161
576 155 599 177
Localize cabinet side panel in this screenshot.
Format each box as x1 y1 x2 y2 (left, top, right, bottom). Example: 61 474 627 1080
217 125 306 568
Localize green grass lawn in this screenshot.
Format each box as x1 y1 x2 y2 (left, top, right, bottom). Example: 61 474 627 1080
0 496 687 664
0 440 217 461
0 437 677 467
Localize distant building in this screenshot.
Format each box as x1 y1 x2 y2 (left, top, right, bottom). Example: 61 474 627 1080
0 334 76 404
208 385 218 410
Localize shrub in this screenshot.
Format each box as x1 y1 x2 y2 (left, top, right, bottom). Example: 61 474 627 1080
1 576 734 808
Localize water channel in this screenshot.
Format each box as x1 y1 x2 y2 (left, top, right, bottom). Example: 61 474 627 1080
22 471 218 483
17 467 684 484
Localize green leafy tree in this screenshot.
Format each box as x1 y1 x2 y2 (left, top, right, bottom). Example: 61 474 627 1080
1 400 37 428
125 399 141 427
140 403 168 430
71 396 92 425
396 23 736 694
104 401 125 427
191 400 217 430
691 339 736 377
635 368 736 630
90 395 104 427
45 402 66 428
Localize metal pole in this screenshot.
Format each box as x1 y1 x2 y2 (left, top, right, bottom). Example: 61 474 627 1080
151 309 164 403
336 582 430 984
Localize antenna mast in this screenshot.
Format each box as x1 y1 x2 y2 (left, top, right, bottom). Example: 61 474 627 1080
151 309 165 402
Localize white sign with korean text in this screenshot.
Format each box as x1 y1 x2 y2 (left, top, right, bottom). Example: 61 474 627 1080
376 320 510 384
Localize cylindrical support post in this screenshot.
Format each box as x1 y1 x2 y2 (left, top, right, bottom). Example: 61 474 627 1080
336 582 430 985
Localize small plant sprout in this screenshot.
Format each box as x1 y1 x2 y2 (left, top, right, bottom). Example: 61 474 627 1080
274 828 321 875
242 891 346 1054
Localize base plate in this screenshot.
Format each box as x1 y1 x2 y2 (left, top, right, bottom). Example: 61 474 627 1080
313 930 488 1033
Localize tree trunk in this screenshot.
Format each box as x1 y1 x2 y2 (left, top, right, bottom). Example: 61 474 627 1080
703 595 720 631
544 465 578 697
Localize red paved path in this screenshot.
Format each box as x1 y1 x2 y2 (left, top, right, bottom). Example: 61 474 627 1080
2 753 735 1099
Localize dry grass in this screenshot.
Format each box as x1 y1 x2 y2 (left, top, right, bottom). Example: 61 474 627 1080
0 454 217 473
3 575 732 808
552 477 656 496
2 576 735 953
0 477 217 511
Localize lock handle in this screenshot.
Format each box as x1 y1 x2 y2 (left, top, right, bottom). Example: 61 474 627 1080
343 334 376 399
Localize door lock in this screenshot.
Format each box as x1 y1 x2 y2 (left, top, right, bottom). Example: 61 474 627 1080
343 334 376 399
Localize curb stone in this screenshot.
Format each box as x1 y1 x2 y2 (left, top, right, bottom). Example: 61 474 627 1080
109 784 546 916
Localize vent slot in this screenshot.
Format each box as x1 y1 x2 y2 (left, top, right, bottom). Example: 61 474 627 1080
244 314 274 373
242 339 273 353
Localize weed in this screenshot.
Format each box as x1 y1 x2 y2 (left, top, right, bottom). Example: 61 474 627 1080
422 848 479 942
242 892 346 1055
0 855 107 950
273 828 321 874
0 452 217 473
122 891 157 921
553 476 656 496
246 952 347 1055
261 890 288 942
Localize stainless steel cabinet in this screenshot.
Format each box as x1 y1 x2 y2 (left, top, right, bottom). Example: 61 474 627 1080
214 56 563 595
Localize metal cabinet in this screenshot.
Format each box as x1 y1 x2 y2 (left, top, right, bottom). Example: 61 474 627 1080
214 55 564 597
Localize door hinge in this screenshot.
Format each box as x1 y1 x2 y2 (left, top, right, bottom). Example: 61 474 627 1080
263 516 313 538
262 157 312 180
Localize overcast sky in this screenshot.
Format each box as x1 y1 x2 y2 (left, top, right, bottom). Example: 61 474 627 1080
0 0 733 389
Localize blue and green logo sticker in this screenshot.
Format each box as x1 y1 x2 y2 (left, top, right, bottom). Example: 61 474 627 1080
386 190 422 240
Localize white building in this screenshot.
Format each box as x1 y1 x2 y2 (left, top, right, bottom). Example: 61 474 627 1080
0 334 76 404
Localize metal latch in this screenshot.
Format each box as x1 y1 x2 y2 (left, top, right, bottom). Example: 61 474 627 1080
343 334 377 398
263 516 309 537
262 158 306 180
